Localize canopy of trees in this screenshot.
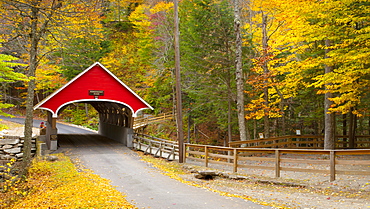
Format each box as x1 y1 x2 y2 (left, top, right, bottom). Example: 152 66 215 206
0 0 369 149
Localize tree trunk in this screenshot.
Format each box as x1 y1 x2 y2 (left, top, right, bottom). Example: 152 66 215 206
262 13 270 138
187 113 191 144
22 0 62 169
343 114 347 136
233 0 247 142
228 94 232 145
23 2 40 169
343 114 347 148
368 116 370 135
85 103 89 118
253 119 257 139
174 0 184 163
349 109 356 148
324 39 335 150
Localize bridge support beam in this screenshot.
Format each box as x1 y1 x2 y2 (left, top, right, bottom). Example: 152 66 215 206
46 112 58 150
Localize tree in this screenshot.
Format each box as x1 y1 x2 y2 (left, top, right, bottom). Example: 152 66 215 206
179 0 240 144
2 0 64 168
233 0 247 142
253 0 369 147
0 52 27 121
0 0 104 168
243 0 288 138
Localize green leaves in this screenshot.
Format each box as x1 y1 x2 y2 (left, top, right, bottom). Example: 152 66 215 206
0 52 27 117
0 54 27 83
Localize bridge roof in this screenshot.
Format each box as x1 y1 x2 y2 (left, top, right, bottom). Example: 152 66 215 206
34 62 153 117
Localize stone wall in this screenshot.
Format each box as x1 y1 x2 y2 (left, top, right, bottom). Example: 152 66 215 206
0 135 36 161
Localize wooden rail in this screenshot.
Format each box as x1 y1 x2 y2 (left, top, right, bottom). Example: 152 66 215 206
131 133 370 181
133 113 174 130
132 133 178 161
229 135 370 149
185 144 370 181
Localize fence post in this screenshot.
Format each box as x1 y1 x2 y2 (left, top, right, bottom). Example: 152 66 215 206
288 137 292 149
330 151 336 181
149 140 152 154
173 145 176 161
275 149 280 178
136 137 140 150
205 146 209 167
233 148 238 173
159 142 163 158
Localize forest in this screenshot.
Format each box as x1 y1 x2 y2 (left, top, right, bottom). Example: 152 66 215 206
0 0 369 149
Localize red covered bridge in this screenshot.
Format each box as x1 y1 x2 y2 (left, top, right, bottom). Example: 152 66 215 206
34 62 153 150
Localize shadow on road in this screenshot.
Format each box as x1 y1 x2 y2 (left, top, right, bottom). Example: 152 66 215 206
58 134 122 148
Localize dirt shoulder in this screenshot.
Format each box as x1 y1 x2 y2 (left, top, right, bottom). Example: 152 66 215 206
179 159 370 209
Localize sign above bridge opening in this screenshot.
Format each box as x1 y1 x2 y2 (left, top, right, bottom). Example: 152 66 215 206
34 62 153 118
89 90 104 96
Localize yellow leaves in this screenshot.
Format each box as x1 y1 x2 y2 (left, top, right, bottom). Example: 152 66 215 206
3 154 136 209
129 4 150 27
35 63 67 92
0 158 19 202
245 98 266 120
150 2 174 14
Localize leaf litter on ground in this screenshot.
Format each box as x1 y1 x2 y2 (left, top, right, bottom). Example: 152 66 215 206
0 153 137 209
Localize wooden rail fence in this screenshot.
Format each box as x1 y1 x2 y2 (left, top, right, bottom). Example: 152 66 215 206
133 113 174 130
229 135 370 149
186 144 370 181
131 133 370 181
132 133 178 161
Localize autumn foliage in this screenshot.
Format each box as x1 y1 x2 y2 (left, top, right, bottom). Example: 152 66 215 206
0 0 370 145
0 154 136 209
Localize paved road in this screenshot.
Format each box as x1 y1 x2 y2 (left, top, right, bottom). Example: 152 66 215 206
56 134 270 209
0 116 95 134
1 116 269 208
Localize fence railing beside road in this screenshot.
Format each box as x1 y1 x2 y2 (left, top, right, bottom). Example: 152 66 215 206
133 113 174 130
132 133 370 182
132 133 178 161
186 144 370 181
229 135 370 149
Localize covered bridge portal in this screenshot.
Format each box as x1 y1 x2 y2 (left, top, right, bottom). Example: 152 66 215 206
34 62 153 150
